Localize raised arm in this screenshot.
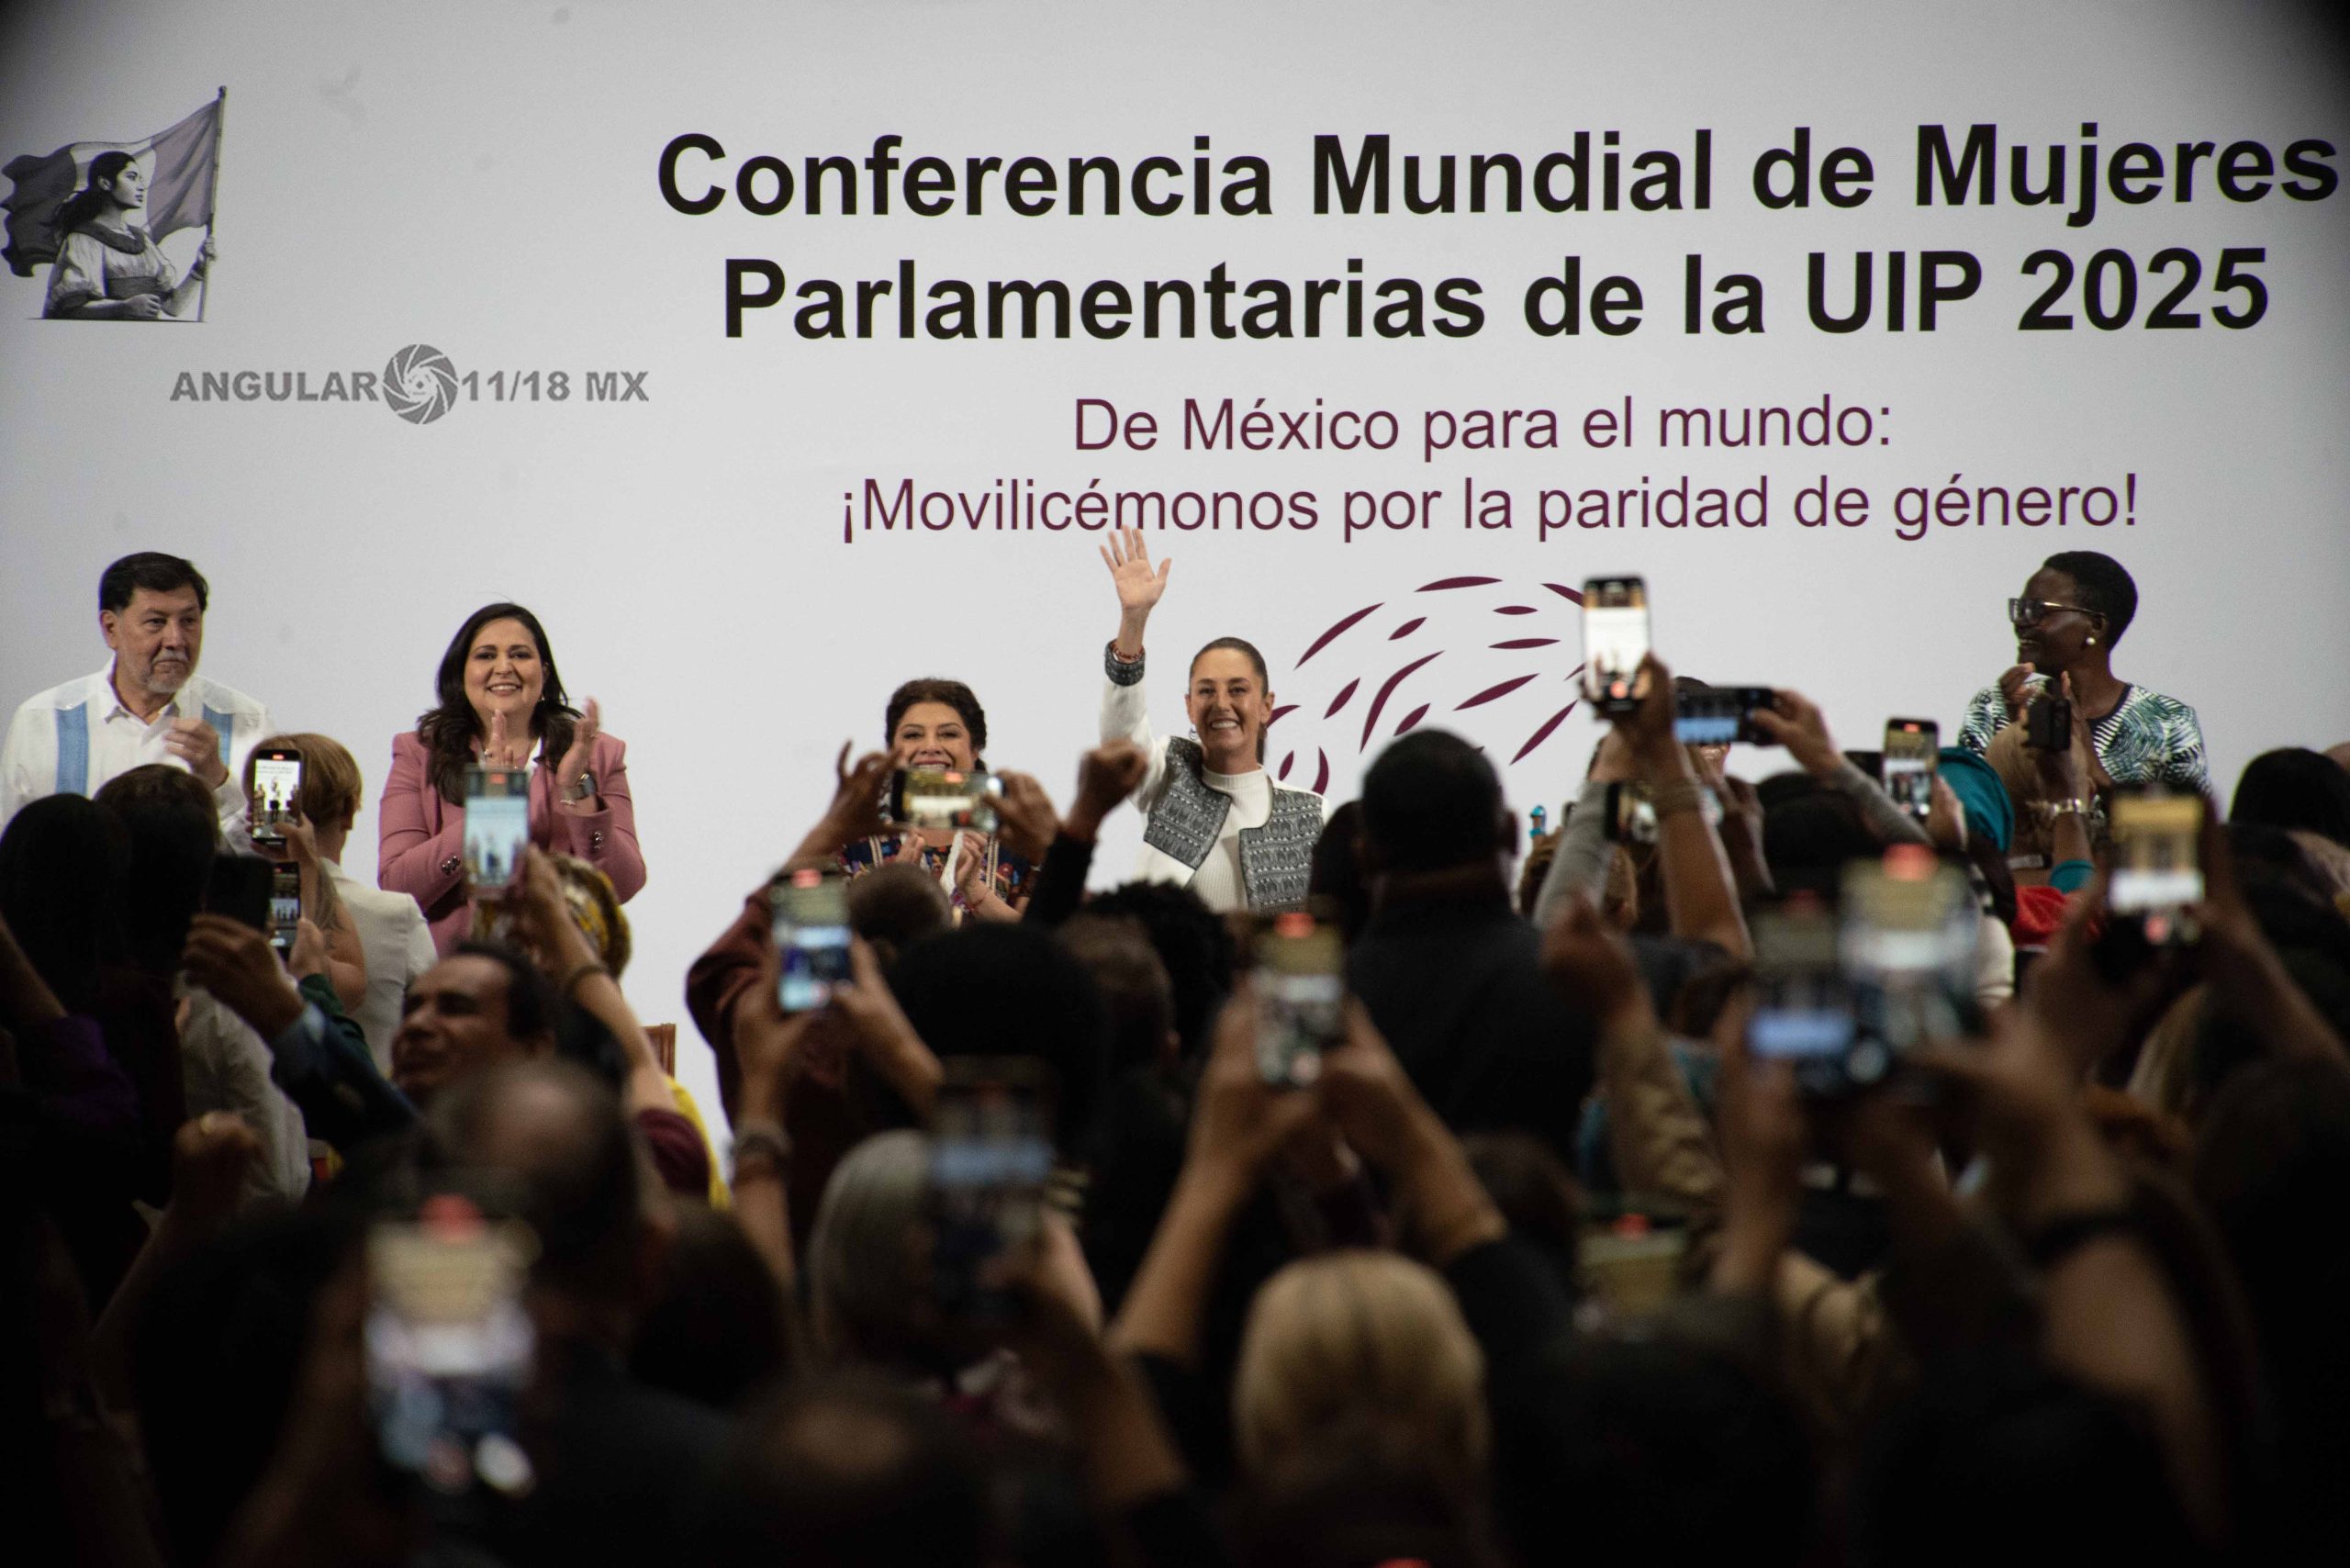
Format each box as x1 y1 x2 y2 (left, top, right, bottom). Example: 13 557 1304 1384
1109 980 1318 1366
1103 526 1171 667
375 734 464 908
513 847 675 1118
549 723 645 902
1751 688 1931 850
1625 655 1751 959
1100 530 1175 783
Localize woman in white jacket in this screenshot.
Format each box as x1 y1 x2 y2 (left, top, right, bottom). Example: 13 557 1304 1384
1096 529 1323 913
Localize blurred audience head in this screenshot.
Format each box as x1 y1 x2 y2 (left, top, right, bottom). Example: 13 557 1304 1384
2231 747 2350 849
1058 913 1179 1075
705 1369 988 1568
94 763 218 976
845 862 953 966
0 793 129 1011
1235 1250 1488 1498
1360 730 1512 879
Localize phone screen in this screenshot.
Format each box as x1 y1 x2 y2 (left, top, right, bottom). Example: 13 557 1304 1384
1841 847 1977 1061
1674 686 1774 745
365 1196 537 1500
1748 901 1860 1092
771 870 853 1013
892 767 1001 834
462 767 531 894
251 751 303 844
1882 720 1939 820
1581 577 1650 711
2109 790 2204 941
929 1058 1055 1316
268 862 302 955
1254 912 1342 1087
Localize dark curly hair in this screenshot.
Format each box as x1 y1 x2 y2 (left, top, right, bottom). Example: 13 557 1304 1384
884 678 988 765
415 602 578 804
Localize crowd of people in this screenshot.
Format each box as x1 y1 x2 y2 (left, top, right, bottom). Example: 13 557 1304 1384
3 540 2349 1566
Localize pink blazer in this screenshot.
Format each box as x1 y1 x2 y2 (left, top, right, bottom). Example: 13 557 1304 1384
377 729 646 956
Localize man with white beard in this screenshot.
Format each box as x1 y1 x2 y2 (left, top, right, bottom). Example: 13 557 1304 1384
1 551 271 844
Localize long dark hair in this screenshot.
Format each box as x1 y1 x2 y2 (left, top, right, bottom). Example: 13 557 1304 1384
54 151 139 239
416 602 578 803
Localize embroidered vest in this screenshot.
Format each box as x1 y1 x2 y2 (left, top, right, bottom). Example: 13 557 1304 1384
1143 737 1323 912
53 699 234 795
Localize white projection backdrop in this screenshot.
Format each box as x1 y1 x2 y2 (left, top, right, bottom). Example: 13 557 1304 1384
5 1 2347 1126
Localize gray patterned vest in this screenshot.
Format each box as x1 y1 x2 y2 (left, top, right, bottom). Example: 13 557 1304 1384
1144 736 1322 912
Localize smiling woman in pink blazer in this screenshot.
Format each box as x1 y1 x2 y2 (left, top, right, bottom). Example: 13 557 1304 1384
378 601 645 954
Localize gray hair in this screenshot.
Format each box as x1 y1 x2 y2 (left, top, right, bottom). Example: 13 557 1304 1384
806 1129 931 1361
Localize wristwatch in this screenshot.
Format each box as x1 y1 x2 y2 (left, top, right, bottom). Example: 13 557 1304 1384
565 769 596 803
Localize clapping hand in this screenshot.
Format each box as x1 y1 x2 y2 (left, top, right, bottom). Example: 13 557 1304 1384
483 708 528 769
163 717 228 787
1998 661 2038 722
554 698 603 809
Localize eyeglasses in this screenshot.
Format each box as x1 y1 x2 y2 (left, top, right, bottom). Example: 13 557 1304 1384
2008 598 2097 627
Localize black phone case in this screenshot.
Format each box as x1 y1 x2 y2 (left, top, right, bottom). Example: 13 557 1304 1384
204 854 274 932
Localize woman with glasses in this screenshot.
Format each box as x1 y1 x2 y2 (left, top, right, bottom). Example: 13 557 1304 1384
1957 551 2208 798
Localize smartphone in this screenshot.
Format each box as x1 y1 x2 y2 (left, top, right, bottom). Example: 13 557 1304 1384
1673 686 1775 745
248 745 303 849
2025 694 2072 752
1746 896 1863 1095
1882 719 1940 821
1254 911 1344 1088
1603 780 1657 846
889 767 1001 834
462 766 531 896
1581 577 1651 714
267 861 302 957
928 1057 1056 1316
2107 787 2204 947
204 852 274 932
770 868 854 1013
364 1193 537 1501
1841 846 1979 1068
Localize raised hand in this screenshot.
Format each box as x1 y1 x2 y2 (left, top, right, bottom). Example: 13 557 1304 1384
1998 661 2038 722
1751 687 1840 778
951 831 997 910
163 717 228 787
484 708 526 768
183 913 305 1039
1101 528 1170 654
991 771 1061 865
1069 738 1150 842
554 698 603 807
1925 774 1969 852
171 1110 262 1228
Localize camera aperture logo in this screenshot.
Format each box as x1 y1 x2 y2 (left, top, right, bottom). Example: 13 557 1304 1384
384 343 458 424
167 345 650 424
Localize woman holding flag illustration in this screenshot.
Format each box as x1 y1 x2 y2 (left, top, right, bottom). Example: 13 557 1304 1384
42 150 212 319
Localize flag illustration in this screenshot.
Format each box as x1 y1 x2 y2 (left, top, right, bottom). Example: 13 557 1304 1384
2 94 222 277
